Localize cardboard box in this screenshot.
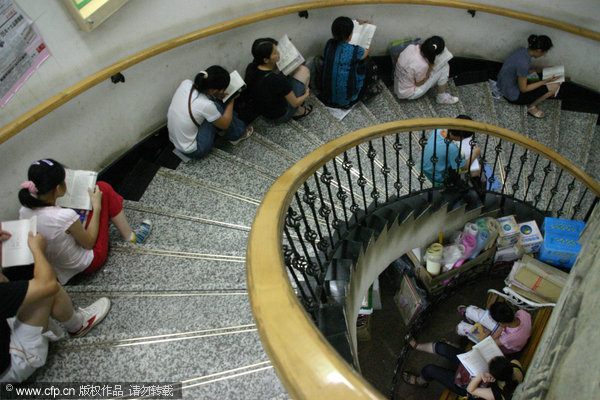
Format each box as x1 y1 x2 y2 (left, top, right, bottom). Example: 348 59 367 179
518 221 543 253
512 255 568 302
539 233 582 268
496 215 519 248
541 217 585 238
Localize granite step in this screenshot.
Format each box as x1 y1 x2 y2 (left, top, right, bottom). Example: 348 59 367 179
252 116 325 160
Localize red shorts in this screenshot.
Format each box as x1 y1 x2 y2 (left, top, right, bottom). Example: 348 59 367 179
83 181 123 274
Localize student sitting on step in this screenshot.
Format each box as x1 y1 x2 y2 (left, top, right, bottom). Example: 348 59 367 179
497 34 560 119
394 35 459 104
319 16 381 108
421 115 481 185
457 301 532 354
244 38 312 122
18 159 152 285
1 231 110 382
167 66 253 158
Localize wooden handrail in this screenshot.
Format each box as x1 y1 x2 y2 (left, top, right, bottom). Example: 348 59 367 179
1 0 599 145
247 118 600 399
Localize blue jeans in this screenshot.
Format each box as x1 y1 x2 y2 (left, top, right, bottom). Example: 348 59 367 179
184 100 247 158
276 77 306 123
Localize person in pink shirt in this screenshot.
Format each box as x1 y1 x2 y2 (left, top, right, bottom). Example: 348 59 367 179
394 35 459 104
457 302 532 353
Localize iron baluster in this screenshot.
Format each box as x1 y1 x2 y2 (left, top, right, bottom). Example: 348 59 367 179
394 133 403 197
283 227 318 312
355 146 368 212
302 182 329 254
556 177 576 218
430 128 438 189
367 141 380 207
321 165 340 231
294 193 325 275
584 196 599 222
381 136 390 202
480 133 490 167
524 153 540 201
488 138 502 193
571 187 589 220
332 159 350 226
342 151 359 222
545 168 564 213
313 173 334 248
418 130 427 191
512 149 528 200
443 136 451 183
501 142 516 199
534 161 552 208
407 132 414 193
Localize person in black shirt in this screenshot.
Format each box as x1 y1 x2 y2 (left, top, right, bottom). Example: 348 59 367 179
245 37 312 122
1 230 110 382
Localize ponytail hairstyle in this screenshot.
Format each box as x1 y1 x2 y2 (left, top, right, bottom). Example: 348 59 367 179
19 159 66 209
489 357 518 394
331 16 354 42
192 65 230 94
245 38 278 89
421 36 445 64
528 34 553 52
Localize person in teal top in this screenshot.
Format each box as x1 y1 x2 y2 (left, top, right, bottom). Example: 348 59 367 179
422 115 481 185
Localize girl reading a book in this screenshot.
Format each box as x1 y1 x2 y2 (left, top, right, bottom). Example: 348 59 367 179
18 159 152 284
466 357 524 400
167 66 253 158
496 35 560 118
393 35 459 104
244 38 312 121
319 16 380 108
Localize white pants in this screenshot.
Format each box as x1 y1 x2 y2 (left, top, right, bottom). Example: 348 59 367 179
407 63 450 100
457 305 488 336
0 318 58 383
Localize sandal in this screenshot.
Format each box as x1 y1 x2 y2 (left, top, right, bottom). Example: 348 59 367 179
401 371 429 388
229 125 253 145
404 334 418 349
292 104 313 120
457 305 467 316
527 106 545 118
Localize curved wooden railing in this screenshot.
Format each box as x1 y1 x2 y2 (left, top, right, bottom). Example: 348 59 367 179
247 118 600 399
1 0 599 146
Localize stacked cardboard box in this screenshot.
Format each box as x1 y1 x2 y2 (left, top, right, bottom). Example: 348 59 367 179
507 255 569 303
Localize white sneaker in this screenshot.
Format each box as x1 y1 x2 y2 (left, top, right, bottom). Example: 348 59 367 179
69 297 111 338
230 125 254 146
436 93 459 104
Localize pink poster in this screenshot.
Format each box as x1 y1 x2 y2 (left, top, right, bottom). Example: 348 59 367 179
0 0 51 107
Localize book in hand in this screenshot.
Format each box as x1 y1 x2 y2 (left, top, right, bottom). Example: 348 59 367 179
223 70 246 103
276 34 305 76
432 47 453 72
457 336 504 377
542 65 565 84
349 20 376 49
467 309 499 343
1 217 37 268
55 169 98 211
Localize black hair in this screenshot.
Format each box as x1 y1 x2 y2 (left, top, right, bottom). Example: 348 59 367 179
421 36 445 64
448 115 474 139
490 301 515 324
245 38 278 89
192 65 230 93
489 356 518 393
19 159 66 209
331 16 354 42
528 35 553 52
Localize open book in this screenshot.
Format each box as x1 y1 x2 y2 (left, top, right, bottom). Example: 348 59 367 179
349 20 376 49
432 47 453 72
457 336 504 377
1 217 37 268
56 169 98 211
277 34 305 75
542 65 565 84
467 310 499 343
223 70 246 103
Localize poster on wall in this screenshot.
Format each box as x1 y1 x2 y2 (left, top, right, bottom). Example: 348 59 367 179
0 0 51 107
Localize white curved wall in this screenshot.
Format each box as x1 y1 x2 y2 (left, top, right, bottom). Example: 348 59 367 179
0 0 598 219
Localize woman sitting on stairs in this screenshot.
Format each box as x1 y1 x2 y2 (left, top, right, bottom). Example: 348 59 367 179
497 34 560 119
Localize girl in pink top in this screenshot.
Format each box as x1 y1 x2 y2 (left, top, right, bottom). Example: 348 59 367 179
393 35 459 104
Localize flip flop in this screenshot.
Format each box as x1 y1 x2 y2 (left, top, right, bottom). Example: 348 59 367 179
404 334 418 349
401 371 429 388
292 104 313 120
527 106 545 118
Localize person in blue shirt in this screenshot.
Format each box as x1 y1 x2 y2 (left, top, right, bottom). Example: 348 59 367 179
422 115 481 185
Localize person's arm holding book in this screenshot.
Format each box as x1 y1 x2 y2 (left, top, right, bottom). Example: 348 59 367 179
355 19 373 59
518 74 557 93
491 324 505 347
68 185 102 249
466 373 495 400
212 91 238 130
0 229 11 242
